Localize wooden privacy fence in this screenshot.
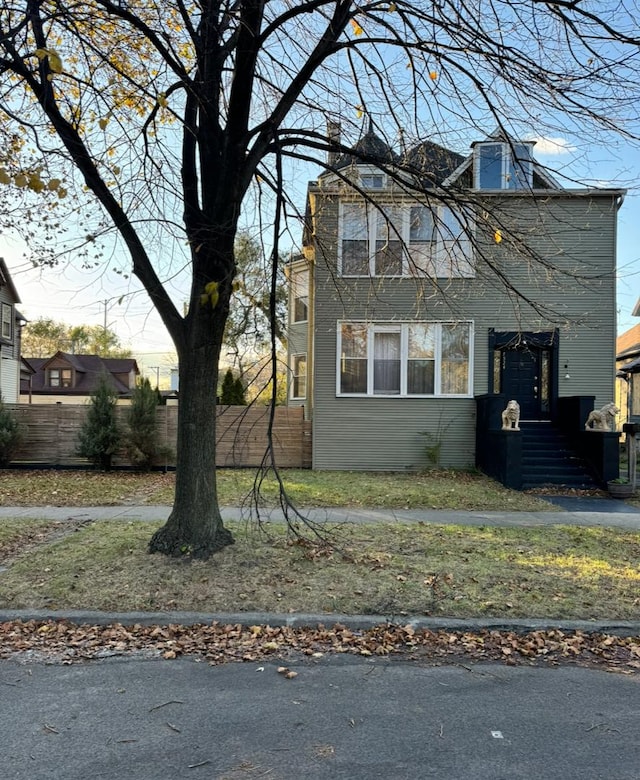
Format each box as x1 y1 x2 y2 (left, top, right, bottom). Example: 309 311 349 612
5 404 312 469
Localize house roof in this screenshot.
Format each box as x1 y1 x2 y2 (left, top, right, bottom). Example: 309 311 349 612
23 352 139 396
401 140 466 188
619 356 640 374
313 124 625 207
333 124 397 170
616 323 640 360
0 257 21 304
323 125 566 191
330 124 465 188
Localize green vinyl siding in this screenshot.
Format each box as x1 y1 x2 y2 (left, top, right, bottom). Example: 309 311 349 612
308 190 619 470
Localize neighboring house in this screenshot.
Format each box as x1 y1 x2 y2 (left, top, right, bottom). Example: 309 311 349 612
616 303 640 424
20 352 139 404
0 257 27 403
287 126 623 487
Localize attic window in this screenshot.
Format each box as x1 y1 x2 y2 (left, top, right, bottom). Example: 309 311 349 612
48 368 73 388
474 142 533 190
360 173 384 189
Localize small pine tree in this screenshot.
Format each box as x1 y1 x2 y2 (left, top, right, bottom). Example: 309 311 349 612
232 375 247 405
124 378 165 470
77 373 120 471
0 395 22 467
220 368 236 405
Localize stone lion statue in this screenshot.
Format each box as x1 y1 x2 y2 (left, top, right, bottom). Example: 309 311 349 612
585 402 619 432
501 399 520 431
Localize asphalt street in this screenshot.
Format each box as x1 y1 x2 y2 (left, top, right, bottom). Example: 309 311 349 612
1 655 639 780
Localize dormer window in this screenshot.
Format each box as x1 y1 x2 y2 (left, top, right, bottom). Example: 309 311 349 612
474 141 533 190
360 173 384 189
48 368 73 388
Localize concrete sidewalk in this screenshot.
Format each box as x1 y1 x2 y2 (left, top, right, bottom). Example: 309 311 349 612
1 496 640 529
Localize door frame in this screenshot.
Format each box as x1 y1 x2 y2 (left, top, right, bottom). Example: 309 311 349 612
488 329 559 420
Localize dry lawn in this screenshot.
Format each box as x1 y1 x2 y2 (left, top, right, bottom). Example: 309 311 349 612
0 519 638 620
0 468 554 511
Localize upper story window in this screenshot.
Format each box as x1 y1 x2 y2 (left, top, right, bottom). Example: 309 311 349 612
1 303 11 340
338 321 472 397
474 141 533 190
290 267 309 323
48 368 73 388
339 202 474 278
360 173 385 189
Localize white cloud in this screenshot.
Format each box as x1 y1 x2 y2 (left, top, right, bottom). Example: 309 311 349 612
533 136 577 155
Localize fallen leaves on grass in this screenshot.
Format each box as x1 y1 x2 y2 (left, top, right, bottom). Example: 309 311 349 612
0 468 553 511
0 620 638 672
0 520 90 564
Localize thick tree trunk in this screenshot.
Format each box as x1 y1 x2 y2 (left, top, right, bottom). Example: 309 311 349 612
148 326 234 559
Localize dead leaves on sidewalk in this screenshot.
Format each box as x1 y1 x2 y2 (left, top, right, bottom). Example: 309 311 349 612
0 620 639 673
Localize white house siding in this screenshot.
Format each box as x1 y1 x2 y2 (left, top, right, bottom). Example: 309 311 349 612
0 354 19 403
309 190 619 470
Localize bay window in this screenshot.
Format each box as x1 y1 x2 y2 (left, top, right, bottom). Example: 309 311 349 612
338 321 472 397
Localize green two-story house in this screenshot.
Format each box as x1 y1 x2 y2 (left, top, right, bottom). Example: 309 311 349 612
287 127 623 487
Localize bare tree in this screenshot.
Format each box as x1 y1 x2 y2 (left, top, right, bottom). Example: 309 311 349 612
0 1 638 557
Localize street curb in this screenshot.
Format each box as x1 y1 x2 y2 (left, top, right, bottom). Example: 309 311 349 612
1 610 639 636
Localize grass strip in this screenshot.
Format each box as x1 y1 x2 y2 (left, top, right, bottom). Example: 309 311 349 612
0 469 554 511
0 520 638 620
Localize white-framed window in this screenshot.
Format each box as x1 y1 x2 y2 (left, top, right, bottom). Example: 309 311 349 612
290 354 307 399
337 321 473 397
408 205 473 278
1 303 11 340
290 267 309 323
360 173 385 189
474 141 533 190
48 368 73 388
339 202 473 278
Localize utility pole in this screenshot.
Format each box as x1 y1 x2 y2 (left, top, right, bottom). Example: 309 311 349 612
150 366 160 389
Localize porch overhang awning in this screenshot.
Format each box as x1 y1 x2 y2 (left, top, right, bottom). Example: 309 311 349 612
489 329 558 350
